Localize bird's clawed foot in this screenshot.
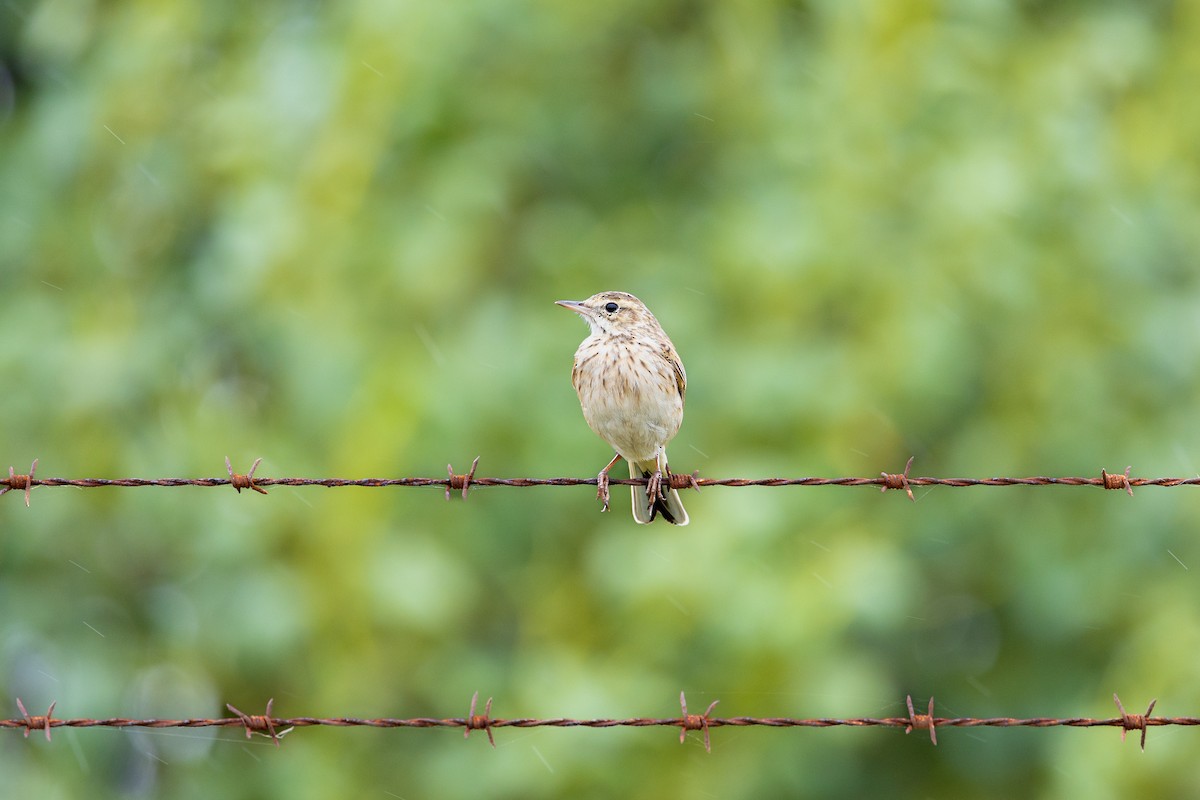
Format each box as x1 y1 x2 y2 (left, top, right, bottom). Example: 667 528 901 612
596 453 623 514
646 468 667 506
596 469 611 512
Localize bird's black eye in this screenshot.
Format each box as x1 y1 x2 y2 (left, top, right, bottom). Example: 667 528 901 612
604 302 619 313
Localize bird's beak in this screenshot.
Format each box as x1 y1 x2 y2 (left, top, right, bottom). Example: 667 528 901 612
555 299 589 316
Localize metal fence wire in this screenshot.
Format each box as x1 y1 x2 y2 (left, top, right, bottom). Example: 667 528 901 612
0 693 1182 751
2 456 1195 751
0 456 1184 506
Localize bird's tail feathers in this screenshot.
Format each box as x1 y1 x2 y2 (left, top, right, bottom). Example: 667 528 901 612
629 459 689 526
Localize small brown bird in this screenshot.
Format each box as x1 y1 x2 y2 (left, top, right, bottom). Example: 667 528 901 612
556 291 689 525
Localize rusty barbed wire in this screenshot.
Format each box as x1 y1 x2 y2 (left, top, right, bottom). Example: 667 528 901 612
3 457 1199 505
2 693 1191 751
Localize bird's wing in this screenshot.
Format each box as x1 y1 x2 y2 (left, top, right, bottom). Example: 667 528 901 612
661 344 686 402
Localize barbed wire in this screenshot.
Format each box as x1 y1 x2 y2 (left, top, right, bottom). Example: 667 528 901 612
3 462 1189 755
1 693 1181 751
1 457 1191 507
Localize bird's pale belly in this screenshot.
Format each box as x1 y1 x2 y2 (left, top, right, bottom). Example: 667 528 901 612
580 382 681 463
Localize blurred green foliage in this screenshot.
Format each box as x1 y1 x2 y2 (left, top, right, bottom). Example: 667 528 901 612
2 0 1200 796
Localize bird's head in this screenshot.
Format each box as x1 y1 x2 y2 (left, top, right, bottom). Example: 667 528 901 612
555 291 657 337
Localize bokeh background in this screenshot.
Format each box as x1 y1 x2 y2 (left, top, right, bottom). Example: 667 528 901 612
3 1 1200 797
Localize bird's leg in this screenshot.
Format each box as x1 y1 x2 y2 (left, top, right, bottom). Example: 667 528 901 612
596 453 623 512
646 449 667 507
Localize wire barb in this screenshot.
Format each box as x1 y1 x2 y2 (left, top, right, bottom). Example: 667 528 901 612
1 459 38 507
669 470 703 493
1113 693 1156 751
225 457 267 495
905 695 937 745
226 698 284 746
446 456 481 501
881 456 916 501
464 691 495 746
679 691 720 753
16 698 56 741
1102 466 1134 497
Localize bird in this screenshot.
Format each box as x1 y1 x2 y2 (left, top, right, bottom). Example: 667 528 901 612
556 291 690 525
